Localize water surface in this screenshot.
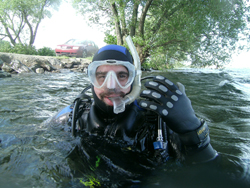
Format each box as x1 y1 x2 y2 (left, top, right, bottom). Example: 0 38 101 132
0 68 250 187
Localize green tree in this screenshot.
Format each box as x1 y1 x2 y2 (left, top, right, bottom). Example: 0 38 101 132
72 0 250 68
0 0 60 47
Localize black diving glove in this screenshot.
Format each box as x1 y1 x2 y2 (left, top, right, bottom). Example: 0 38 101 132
139 76 217 161
139 75 201 134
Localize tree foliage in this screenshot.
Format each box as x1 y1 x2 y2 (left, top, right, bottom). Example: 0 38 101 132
72 0 250 68
0 40 55 56
0 0 60 47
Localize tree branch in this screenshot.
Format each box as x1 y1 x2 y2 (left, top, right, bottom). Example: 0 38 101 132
152 1 189 35
22 9 34 46
110 2 123 45
0 16 16 45
130 1 140 37
138 0 153 38
154 39 185 48
119 1 128 40
14 13 26 44
32 1 48 46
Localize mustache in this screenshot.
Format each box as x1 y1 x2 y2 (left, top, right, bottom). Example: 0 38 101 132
99 91 126 99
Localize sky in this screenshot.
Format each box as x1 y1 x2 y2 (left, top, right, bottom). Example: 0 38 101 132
34 2 107 50
230 52 250 68
34 2 250 69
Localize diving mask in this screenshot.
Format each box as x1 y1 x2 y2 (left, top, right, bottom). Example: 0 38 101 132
88 60 136 90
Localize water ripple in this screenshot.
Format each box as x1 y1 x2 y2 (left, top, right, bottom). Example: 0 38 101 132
1 69 250 187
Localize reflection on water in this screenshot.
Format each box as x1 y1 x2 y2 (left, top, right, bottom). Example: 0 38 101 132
0 68 250 187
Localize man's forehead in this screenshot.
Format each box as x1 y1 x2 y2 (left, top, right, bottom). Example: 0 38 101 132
96 64 128 72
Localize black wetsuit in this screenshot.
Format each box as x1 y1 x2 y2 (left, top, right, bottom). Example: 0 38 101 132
56 96 217 164
47 88 218 187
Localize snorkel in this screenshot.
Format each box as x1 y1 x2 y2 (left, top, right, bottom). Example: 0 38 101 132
109 36 142 114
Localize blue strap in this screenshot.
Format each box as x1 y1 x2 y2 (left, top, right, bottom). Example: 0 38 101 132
56 105 72 118
134 100 145 111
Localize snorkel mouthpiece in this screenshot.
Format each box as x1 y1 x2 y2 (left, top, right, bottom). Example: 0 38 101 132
111 36 141 114
109 97 125 114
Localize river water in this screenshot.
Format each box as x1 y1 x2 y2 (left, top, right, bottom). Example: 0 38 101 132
0 68 250 187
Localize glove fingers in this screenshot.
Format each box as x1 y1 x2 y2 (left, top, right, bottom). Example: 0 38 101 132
140 89 178 114
153 76 180 93
140 89 167 105
144 81 174 97
139 100 169 117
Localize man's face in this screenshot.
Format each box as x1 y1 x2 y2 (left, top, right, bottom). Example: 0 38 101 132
93 64 131 106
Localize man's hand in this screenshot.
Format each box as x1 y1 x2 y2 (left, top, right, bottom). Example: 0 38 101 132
139 75 201 134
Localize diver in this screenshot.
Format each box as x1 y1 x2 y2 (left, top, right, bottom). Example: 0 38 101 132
51 37 217 164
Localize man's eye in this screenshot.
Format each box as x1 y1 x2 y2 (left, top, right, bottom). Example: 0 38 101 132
96 73 107 83
118 73 128 79
97 75 106 79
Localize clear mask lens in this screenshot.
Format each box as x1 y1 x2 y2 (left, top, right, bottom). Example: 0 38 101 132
88 60 136 89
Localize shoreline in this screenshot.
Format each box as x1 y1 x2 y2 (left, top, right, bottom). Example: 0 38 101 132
0 52 91 77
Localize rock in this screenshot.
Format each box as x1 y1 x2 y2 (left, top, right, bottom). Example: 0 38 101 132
30 63 43 72
1 63 16 73
83 67 88 73
63 63 74 69
43 63 53 71
0 58 4 67
52 69 61 73
36 68 45 74
30 59 55 72
0 70 11 78
10 60 33 73
0 52 91 74
47 58 63 69
0 53 12 63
